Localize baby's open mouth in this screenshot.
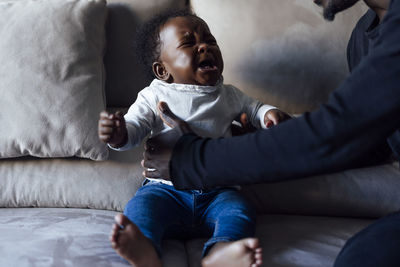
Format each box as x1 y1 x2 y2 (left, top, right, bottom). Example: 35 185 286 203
198 60 218 71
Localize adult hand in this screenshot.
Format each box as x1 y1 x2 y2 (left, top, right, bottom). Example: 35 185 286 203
264 109 292 128
231 113 257 136
141 102 193 180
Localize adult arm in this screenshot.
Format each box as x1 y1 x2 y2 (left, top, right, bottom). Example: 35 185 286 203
169 0 400 190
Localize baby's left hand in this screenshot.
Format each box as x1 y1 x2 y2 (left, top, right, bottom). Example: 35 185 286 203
264 109 292 128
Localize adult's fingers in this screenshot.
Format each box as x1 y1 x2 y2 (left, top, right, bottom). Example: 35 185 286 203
157 101 182 128
141 153 152 165
265 120 274 128
231 113 256 135
141 159 146 168
142 169 162 178
143 141 151 152
240 113 248 127
141 157 163 178
157 102 192 133
145 127 184 152
240 113 257 131
145 137 157 152
265 112 279 126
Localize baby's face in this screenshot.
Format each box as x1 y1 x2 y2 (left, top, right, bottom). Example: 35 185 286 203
158 16 224 86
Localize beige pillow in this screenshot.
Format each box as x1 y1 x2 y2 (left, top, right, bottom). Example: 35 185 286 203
0 0 108 160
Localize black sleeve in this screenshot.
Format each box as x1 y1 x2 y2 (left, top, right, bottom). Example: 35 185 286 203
170 0 400 190
346 9 377 72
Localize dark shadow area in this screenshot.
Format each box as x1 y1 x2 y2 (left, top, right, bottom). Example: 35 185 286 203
104 3 152 108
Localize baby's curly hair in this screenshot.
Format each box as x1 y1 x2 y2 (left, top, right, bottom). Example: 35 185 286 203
135 8 199 79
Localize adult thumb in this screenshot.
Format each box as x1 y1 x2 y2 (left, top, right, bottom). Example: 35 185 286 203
157 102 180 128
157 101 192 133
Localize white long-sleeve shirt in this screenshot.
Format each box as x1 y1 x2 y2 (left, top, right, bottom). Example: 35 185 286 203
113 78 275 152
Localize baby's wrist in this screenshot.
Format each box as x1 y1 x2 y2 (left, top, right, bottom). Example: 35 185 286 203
109 133 128 148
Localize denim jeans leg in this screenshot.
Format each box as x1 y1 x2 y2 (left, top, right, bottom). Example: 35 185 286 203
123 183 191 257
334 210 400 267
200 189 257 256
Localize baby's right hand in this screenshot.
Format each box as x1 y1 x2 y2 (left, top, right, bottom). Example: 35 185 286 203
98 111 128 148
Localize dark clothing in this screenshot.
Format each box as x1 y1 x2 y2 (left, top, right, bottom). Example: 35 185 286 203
325 9 400 267
334 210 400 267
347 8 400 161
170 0 400 190
347 9 381 72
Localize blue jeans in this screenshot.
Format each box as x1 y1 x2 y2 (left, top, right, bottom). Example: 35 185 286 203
123 180 256 258
334 210 400 267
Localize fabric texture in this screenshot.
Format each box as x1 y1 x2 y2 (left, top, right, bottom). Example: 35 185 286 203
241 162 400 218
0 147 144 211
0 208 374 267
0 208 189 267
0 0 108 160
124 181 256 257
1 155 399 218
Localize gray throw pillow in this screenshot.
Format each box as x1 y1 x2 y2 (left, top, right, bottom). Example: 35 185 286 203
0 0 109 160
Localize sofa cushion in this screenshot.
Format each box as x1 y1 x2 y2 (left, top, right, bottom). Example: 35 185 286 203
0 208 189 267
0 0 108 160
0 208 374 267
242 162 400 218
1 152 399 218
185 215 373 267
0 147 145 211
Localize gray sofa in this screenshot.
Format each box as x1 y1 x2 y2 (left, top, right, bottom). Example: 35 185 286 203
1 0 400 266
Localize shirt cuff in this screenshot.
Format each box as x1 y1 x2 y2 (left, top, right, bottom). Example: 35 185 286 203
257 104 276 129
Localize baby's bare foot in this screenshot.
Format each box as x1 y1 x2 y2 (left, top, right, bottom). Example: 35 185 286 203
110 214 161 267
201 238 263 267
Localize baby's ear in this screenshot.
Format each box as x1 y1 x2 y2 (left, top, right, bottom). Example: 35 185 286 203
152 62 171 81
